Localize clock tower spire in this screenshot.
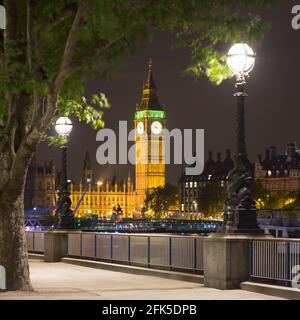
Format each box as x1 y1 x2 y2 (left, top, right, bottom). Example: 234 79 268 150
134 59 166 215
137 58 163 111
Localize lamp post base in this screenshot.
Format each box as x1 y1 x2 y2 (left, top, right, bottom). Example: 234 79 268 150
221 207 264 234
57 215 75 230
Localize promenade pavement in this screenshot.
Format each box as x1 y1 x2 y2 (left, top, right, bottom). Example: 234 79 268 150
0 259 283 300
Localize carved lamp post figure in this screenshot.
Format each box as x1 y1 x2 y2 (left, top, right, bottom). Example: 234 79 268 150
222 43 262 233
54 116 75 229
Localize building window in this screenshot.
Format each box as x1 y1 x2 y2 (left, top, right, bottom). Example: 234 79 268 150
189 182 193 188
194 182 197 187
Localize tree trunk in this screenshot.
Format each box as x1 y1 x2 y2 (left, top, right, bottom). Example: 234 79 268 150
0 153 33 291
0 0 82 291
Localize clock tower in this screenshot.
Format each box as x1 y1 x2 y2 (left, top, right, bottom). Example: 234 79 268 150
134 59 166 213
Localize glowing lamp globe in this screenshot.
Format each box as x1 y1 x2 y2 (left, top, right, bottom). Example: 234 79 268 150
55 116 73 136
226 43 255 76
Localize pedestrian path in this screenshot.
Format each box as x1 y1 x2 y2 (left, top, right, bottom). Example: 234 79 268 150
0 259 283 300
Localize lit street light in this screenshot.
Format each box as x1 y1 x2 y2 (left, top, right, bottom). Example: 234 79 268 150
222 43 262 233
55 116 75 229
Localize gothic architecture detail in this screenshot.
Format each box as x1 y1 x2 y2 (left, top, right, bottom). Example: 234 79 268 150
24 158 56 212
134 58 166 212
25 60 167 219
69 162 135 218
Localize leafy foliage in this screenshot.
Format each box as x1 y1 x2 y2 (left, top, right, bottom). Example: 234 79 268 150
47 135 68 146
0 0 275 142
251 180 300 209
59 93 109 128
47 93 110 146
1 1 275 100
196 178 298 218
197 180 227 219
144 183 178 219
175 1 275 84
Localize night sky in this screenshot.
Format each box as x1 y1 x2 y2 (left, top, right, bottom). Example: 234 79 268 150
37 0 300 185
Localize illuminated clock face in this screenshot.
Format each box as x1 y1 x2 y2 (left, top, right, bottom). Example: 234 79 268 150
151 121 162 134
137 121 144 134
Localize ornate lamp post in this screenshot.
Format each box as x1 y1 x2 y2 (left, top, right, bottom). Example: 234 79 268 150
222 43 262 234
54 116 75 229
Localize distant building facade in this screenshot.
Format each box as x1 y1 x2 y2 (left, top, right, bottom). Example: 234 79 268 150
25 151 135 218
178 150 234 219
24 158 56 212
24 60 166 219
178 142 300 219
69 152 135 218
255 143 300 192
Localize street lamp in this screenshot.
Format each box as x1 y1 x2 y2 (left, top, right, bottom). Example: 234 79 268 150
222 43 262 234
226 43 255 77
55 116 75 229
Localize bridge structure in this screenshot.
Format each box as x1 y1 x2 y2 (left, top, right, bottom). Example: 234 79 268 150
24 207 56 231
24 180 92 231
24 206 300 237
257 209 300 238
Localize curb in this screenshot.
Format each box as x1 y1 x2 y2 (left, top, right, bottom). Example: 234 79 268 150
28 253 44 260
61 257 204 284
28 253 203 284
241 281 300 300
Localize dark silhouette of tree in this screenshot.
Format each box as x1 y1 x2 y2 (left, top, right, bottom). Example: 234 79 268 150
145 183 178 219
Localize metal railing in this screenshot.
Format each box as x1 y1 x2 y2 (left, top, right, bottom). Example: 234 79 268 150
257 209 300 227
250 239 300 288
67 232 204 273
25 231 204 274
26 231 45 253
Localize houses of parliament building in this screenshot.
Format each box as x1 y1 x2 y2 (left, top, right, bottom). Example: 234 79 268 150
25 60 166 219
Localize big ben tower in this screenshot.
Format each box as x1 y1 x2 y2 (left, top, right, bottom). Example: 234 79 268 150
134 59 166 213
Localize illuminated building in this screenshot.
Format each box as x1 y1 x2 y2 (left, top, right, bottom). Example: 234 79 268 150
134 58 166 211
25 60 166 218
69 152 135 218
255 143 300 192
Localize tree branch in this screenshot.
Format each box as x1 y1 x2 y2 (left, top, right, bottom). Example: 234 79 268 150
68 29 132 77
14 2 89 154
53 1 91 94
50 3 77 29
23 2 92 153
26 0 40 72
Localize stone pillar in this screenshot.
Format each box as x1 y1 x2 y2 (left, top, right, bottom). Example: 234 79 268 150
44 231 69 262
204 233 271 290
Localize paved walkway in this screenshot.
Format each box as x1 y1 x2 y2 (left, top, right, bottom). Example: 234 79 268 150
0 259 283 300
